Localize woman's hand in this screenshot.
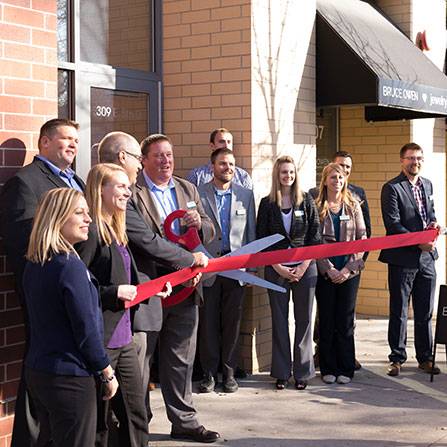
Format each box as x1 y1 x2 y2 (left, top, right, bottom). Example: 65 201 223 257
327 267 350 284
290 260 311 282
182 272 202 288
117 284 137 302
272 264 299 282
156 282 172 299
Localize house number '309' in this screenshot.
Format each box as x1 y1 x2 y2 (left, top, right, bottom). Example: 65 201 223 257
95 106 112 117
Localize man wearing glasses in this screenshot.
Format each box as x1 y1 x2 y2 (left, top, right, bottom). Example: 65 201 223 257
379 143 441 377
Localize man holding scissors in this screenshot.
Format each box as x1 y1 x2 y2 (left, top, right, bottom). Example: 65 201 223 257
197 148 256 394
130 133 219 443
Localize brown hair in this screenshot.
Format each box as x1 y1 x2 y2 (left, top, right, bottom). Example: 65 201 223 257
38 118 79 150
400 142 423 158
140 134 172 157
268 155 303 207
209 128 231 144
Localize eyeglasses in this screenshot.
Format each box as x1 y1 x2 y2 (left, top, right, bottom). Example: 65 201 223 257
125 151 143 162
402 156 424 162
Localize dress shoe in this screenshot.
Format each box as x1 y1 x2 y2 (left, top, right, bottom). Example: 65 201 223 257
387 362 401 377
199 374 216 393
354 359 362 370
295 379 308 390
418 361 441 375
223 376 238 393
276 379 287 390
171 425 220 443
336 375 351 384
148 382 156 392
322 374 336 384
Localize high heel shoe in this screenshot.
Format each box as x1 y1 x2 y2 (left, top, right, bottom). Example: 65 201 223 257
295 380 308 390
275 379 287 390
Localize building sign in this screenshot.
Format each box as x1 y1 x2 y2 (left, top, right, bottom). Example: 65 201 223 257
379 79 447 115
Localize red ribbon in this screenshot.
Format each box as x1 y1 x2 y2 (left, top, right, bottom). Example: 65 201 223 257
125 229 438 309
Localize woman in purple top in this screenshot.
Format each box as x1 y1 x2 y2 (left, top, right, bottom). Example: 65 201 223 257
76 163 170 447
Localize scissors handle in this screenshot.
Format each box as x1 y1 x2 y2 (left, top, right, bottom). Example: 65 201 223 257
163 209 202 251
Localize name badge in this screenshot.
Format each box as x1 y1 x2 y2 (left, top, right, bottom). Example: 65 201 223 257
429 195 434 201
236 209 246 215
294 210 304 217
340 214 350 221
186 201 197 209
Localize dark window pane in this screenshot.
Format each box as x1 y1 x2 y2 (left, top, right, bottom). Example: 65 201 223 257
80 0 153 72
316 107 338 184
90 87 149 165
57 0 69 62
58 70 71 119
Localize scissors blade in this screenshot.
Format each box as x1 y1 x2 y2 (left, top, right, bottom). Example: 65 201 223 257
218 270 286 293
223 234 285 257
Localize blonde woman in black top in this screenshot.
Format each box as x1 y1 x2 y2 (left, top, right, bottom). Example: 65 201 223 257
257 155 320 390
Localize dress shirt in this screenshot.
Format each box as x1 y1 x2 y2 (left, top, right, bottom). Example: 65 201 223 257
143 170 180 233
187 163 253 190
214 186 232 253
410 177 428 227
35 155 83 192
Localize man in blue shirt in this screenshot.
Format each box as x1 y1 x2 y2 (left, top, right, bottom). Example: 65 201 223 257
197 148 256 393
186 128 253 189
0 118 84 447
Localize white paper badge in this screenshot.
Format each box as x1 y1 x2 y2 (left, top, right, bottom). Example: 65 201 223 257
236 209 246 215
340 214 350 221
294 210 304 217
186 201 197 209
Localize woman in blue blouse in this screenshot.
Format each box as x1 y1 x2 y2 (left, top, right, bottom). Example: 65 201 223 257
315 163 366 384
22 188 118 447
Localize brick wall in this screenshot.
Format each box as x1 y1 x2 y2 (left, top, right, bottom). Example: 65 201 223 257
0 1 57 444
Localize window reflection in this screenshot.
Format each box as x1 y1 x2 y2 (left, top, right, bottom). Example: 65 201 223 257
57 0 69 62
58 70 71 119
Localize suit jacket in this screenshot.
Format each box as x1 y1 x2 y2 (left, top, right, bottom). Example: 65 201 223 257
76 225 140 345
379 172 438 268
256 192 321 251
0 157 85 292
317 201 366 278
129 173 215 328
198 181 256 287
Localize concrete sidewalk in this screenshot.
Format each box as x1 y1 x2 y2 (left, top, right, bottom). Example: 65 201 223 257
149 318 447 447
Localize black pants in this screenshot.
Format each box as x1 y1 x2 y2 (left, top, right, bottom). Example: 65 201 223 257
315 274 360 378
96 342 148 447
387 257 436 364
25 368 97 447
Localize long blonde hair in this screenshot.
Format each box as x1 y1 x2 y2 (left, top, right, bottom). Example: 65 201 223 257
316 162 356 220
85 163 128 246
268 155 303 207
26 188 83 264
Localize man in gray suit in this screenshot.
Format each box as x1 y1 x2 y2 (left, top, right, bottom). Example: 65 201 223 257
197 148 256 393
97 131 208 420
129 133 220 443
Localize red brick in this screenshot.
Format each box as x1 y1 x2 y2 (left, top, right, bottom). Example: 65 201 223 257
0 132 33 149
45 13 57 31
31 0 56 13
0 168 22 185
4 5 45 28
0 96 31 114
5 115 45 132
0 416 14 439
32 29 56 48
6 361 22 381
4 42 44 63
32 98 55 115
0 276 15 292
0 365 4 383
0 344 24 365
1 310 24 329
0 381 19 403
2 0 30 6
0 60 31 78
4 79 45 97
32 64 56 81
5 292 20 310
0 24 30 43
3 149 28 166
0 330 4 347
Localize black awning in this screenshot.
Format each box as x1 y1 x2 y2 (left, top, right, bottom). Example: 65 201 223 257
316 0 447 121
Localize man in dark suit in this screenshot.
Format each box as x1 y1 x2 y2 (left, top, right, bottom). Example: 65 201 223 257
310 150 371 370
379 142 440 377
0 118 84 447
128 133 220 443
97 131 208 414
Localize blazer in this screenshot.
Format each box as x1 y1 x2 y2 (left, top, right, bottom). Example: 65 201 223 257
126 195 195 331
76 225 140 345
198 181 256 287
309 183 371 238
379 172 438 268
316 201 366 278
256 192 321 251
129 173 215 322
0 157 85 288
23 253 109 376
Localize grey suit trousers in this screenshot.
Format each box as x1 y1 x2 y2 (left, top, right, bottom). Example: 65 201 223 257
265 262 317 381
159 296 200 430
199 277 245 378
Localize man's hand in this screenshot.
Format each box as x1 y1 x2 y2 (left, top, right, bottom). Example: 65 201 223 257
183 209 202 229
182 272 202 288
192 252 208 267
117 284 138 302
156 282 172 299
419 242 436 252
